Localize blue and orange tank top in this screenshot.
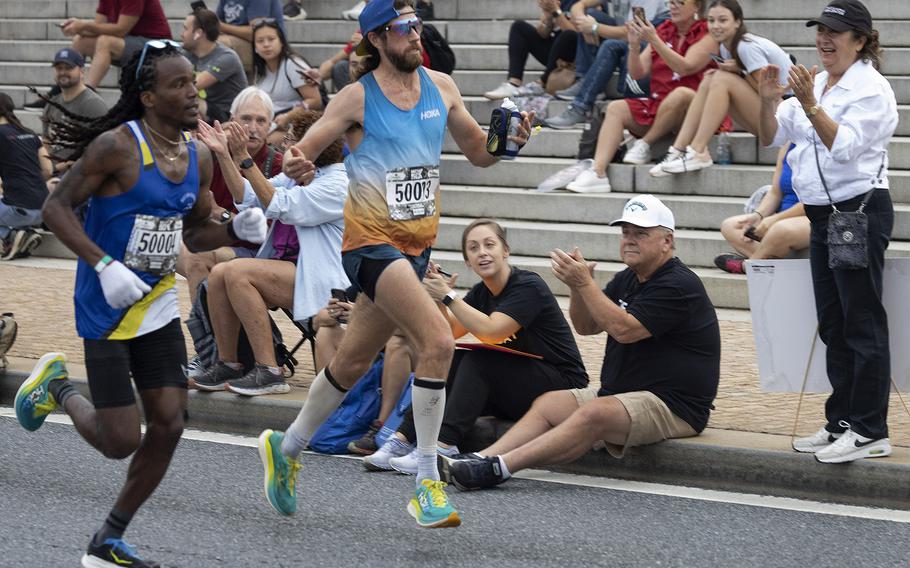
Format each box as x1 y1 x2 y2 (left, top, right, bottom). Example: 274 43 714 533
74 120 198 340
342 66 448 256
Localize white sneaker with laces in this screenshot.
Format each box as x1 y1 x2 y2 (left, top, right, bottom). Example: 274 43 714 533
792 426 842 453
483 81 521 100
536 159 593 192
814 429 892 464
342 1 365 19
649 147 684 177
566 168 611 193
362 437 413 471
622 139 651 165
389 445 460 475
660 145 713 174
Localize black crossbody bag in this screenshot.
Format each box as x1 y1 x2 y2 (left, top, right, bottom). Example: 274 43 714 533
812 133 881 270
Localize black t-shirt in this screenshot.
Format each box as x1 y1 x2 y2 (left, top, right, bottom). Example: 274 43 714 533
598 257 720 432
463 267 588 386
0 124 48 210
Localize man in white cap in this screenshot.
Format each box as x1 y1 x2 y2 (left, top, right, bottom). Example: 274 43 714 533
440 194 721 490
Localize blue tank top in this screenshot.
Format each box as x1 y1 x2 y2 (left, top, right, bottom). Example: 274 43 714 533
74 120 199 339
342 67 448 255
778 144 798 212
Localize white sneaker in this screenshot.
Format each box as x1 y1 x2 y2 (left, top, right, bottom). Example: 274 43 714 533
792 427 842 453
483 81 521 100
186 354 205 379
660 145 713 174
566 168 611 193
649 147 684 177
342 1 365 20
622 139 651 165
362 437 413 471
815 429 892 464
389 445 460 475
536 159 593 192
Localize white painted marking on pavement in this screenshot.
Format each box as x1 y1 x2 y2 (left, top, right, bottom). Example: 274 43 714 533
3 409 906 523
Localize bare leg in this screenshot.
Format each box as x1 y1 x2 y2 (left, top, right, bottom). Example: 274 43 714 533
481 390 580 456
379 333 413 422
671 72 715 149
592 100 649 177
222 259 296 367
641 87 696 145
177 247 238 304
690 71 760 153
752 217 811 259
720 214 760 258
72 34 98 57
503 396 631 473
61 395 142 458
312 309 345 371
85 34 125 88
207 262 242 363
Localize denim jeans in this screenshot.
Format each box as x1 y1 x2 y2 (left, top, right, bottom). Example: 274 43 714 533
574 38 630 111
804 189 894 439
574 11 618 77
0 201 42 239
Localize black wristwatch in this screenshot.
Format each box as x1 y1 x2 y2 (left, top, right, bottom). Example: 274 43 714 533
552 8 563 18
238 157 254 170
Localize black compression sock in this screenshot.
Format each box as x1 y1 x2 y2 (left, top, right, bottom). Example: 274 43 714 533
47 378 77 408
92 508 133 545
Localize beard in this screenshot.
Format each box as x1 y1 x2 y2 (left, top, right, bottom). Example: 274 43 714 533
386 43 423 73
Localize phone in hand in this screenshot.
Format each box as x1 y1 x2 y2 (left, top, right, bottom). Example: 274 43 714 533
436 266 452 278
330 288 349 324
744 227 762 242
710 53 725 64
632 6 646 23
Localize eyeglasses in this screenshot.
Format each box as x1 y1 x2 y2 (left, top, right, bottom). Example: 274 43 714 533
383 17 422 37
135 39 181 79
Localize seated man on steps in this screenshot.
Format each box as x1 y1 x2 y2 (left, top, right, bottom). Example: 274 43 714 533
440 195 721 490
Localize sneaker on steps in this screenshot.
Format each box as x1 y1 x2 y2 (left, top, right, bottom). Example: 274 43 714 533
483 81 521 100
554 81 582 101
622 139 652 165
342 1 365 19
792 426 843 453
649 147 685 177
566 168 611 193
660 145 713 174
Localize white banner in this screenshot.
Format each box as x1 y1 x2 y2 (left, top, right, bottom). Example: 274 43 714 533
746 258 910 393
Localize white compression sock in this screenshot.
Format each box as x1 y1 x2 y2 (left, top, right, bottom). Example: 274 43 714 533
411 377 446 485
281 367 348 459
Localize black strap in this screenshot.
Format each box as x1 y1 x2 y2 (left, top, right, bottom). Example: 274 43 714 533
812 132 875 214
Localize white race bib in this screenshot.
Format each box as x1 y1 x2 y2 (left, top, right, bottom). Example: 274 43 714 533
124 214 182 274
385 165 439 221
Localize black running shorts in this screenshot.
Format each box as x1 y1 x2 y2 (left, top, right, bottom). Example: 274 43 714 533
83 319 188 408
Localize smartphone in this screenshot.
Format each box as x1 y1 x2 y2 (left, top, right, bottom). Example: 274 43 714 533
436 267 452 278
710 53 725 64
330 288 349 324
744 227 762 242
632 6 646 23
190 0 208 11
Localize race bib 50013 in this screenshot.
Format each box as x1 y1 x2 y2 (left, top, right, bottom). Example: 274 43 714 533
385 165 439 221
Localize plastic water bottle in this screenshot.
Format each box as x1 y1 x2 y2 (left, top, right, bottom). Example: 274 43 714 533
715 131 732 165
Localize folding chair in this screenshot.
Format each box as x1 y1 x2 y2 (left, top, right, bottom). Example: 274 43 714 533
280 308 317 373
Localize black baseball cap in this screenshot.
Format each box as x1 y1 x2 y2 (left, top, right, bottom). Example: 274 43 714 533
806 0 872 34
52 48 85 67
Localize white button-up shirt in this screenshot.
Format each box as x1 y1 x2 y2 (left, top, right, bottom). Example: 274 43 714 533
768 59 897 206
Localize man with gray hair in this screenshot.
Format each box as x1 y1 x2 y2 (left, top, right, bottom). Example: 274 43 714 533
177 87 282 336
441 194 721 489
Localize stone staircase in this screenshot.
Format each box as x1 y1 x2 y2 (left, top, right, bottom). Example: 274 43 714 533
4 0 910 308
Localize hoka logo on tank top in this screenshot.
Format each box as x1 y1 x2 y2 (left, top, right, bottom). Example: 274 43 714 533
74 120 199 340
343 67 448 256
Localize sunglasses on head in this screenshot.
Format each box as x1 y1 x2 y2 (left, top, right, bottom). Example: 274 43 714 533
252 17 280 31
135 39 181 78
383 16 422 37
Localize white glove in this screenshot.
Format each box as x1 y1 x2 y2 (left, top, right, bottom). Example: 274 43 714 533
99 260 152 309
232 208 268 244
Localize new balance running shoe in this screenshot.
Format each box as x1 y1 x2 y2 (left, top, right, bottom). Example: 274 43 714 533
81 537 161 568
407 479 461 528
15 352 67 431
439 455 508 490
258 429 301 515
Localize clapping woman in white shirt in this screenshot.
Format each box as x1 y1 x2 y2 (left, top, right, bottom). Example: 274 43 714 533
655 0 792 176
758 0 897 464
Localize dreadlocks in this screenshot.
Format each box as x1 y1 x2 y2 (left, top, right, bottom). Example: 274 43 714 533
36 43 183 163
0 92 37 137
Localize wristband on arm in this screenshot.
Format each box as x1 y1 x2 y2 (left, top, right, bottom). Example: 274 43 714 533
94 255 113 274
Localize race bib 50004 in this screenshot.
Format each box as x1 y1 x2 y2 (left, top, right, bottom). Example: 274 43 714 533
385 165 439 221
124 214 182 274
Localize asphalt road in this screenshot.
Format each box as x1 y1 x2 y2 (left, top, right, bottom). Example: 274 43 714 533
1 416 908 568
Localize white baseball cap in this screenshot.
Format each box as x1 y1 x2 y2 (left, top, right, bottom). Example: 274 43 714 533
609 194 675 231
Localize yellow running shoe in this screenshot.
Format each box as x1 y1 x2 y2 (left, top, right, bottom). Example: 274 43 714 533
407 479 461 528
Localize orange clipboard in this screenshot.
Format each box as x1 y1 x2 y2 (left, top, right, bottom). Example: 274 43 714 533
455 342 544 360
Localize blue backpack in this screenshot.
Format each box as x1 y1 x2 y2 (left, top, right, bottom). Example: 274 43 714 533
375 375 414 448
308 356 384 454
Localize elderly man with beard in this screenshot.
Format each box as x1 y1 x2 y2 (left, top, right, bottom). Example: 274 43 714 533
256 0 534 528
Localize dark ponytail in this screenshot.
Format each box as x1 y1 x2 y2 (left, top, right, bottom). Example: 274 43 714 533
856 28 883 70
0 92 37 136
708 0 750 72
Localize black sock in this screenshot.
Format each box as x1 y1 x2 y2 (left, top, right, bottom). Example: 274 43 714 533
47 378 77 408
92 508 133 545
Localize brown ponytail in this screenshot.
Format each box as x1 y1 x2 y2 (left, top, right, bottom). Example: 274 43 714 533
856 28 883 70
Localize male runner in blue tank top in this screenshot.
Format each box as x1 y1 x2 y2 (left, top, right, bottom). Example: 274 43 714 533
257 0 534 528
13 42 267 567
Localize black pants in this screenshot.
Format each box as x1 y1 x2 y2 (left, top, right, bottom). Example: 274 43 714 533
805 189 893 439
398 349 586 447
507 21 577 84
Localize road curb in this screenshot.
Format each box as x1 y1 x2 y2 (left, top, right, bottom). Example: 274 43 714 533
3 370 909 511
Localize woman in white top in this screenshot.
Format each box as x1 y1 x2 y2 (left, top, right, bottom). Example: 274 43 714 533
252 19 324 145
759 0 897 464
655 0 792 176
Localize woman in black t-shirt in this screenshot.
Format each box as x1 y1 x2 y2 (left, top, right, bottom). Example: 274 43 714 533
363 219 589 473
0 93 52 260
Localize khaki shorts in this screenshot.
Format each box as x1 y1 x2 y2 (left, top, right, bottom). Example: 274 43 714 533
570 388 697 458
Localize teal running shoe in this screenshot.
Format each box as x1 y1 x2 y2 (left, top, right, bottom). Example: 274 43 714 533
258 429 301 516
407 479 461 528
15 352 67 432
